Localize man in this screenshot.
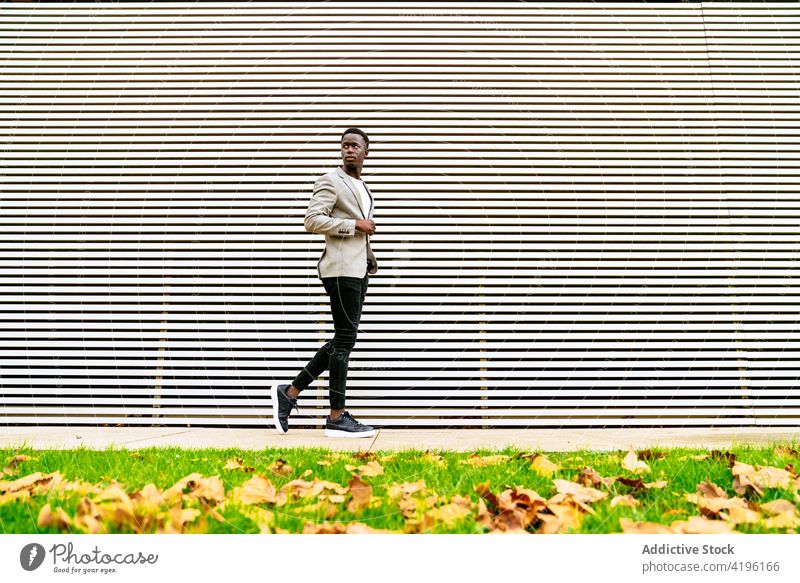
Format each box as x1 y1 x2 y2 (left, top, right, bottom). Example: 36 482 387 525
271 128 378 438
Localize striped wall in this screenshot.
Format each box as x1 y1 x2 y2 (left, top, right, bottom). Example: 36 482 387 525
1 2 798 428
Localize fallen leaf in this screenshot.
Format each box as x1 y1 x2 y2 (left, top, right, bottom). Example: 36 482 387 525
346 475 372 514
236 474 277 505
419 496 473 531
537 503 582 534
74 497 104 534
696 480 728 499
577 466 616 488
163 473 225 506
622 449 650 474
619 517 673 534
38 503 72 530
224 458 255 473
302 521 394 534
722 505 761 525
421 451 447 467
763 511 800 530
527 454 560 477
344 461 383 477
732 462 796 496
670 515 738 534
711 450 737 467
267 459 293 477
387 480 426 499
552 479 607 504
610 495 639 508
3 454 32 475
0 471 62 495
760 499 797 516
459 454 509 468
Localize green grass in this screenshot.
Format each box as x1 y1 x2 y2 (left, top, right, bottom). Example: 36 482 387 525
1 443 799 534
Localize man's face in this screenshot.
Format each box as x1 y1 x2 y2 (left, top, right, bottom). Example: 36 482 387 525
341 133 368 167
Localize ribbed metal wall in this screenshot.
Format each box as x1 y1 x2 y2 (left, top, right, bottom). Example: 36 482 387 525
1 2 798 428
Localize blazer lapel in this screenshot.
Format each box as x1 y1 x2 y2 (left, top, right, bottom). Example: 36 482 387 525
335 167 366 219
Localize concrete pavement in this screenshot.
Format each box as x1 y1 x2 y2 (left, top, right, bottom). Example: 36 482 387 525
1 427 799 451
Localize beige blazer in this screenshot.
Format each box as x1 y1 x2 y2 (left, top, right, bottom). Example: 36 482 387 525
304 167 378 279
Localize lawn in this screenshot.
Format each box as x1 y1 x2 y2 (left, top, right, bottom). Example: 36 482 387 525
1 444 799 534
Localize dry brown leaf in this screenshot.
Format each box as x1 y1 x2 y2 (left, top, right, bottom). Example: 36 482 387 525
302 521 393 534
696 480 728 499
74 497 104 534
722 505 761 525
267 459 293 477
610 495 639 508
93 483 137 528
774 446 799 457
421 451 447 467
38 503 72 530
388 480 426 499
3 454 33 475
760 499 797 516
0 471 62 495
130 483 166 511
732 461 796 496
346 475 372 514
552 479 607 504
537 503 583 534
344 461 383 477
459 454 509 468
686 492 750 517
316 460 331 467
419 496 473 532
670 515 738 534
528 454 560 477
475 483 547 532
276 478 348 506
577 466 616 488
711 450 737 466
163 473 225 506
763 511 800 530
224 458 255 473
158 507 202 534
619 517 673 534
622 449 650 474
690 454 710 461
236 474 277 505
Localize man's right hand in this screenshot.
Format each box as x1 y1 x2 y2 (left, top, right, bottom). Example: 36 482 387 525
355 219 376 235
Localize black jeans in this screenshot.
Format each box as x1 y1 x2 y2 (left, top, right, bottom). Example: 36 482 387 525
291 274 368 409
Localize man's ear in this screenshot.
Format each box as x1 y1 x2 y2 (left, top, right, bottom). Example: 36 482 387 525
364 149 369 158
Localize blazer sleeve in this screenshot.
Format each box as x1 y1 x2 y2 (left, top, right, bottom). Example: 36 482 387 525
304 174 357 237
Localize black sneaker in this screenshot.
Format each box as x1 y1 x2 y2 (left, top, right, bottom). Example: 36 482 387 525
270 383 298 434
324 411 377 438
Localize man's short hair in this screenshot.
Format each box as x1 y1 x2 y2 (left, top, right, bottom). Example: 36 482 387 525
341 127 369 149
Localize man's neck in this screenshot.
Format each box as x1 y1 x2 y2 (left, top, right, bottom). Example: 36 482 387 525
341 164 362 180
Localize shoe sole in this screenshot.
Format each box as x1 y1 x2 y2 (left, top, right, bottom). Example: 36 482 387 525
270 384 287 434
324 428 377 438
